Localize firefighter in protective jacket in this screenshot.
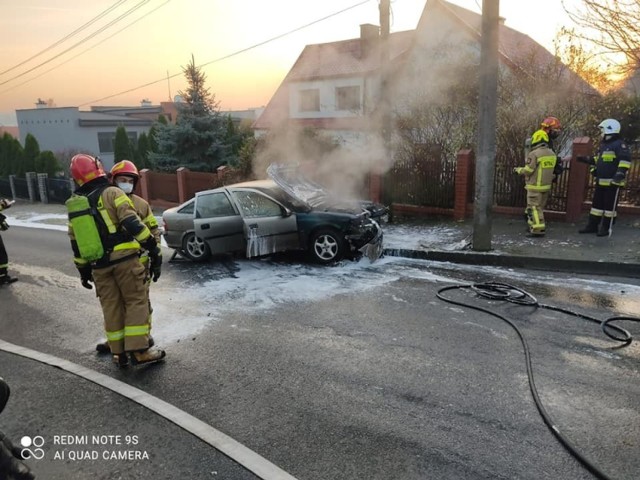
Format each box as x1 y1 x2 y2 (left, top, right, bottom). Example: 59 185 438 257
514 129 558 236
95 160 162 354
0 198 18 286
578 118 631 236
67 154 165 367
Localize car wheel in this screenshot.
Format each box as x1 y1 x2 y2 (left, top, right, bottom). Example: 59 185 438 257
309 228 344 264
182 232 211 262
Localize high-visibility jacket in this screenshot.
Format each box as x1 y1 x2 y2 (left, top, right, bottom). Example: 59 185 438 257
516 143 557 192
131 194 161 244
69 179 153 268
592 137 631 187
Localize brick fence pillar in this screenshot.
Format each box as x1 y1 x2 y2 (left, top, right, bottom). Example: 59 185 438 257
565 137 592 223
139 168 151 203
25 171 37 202
454 149 474 221
37 173 48 204
369 172 382 203
176 167 189 204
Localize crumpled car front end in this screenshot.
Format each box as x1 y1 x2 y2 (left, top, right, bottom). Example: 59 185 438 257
345 214 384 262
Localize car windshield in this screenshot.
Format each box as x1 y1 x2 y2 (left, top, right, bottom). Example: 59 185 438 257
254 185 310 212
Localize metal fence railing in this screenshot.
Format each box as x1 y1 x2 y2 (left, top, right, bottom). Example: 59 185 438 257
383 147 455 209
46 177 72 204
0 178 11 198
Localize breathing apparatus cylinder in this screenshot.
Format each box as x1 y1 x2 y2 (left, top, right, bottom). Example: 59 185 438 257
66 194 104 262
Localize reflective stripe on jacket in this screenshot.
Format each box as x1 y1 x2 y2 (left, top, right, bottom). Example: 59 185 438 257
518 144 557 192
69 185 152 265
595 138 631 186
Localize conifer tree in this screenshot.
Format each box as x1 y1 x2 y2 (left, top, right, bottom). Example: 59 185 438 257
150 55 232 172
114 125 133 162
23 133 40 173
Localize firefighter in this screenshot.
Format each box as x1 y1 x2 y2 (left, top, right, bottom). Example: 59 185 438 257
539 116 562 150
514 128 559 236
578 118 631 236
0 198 18 286
95 160 161 354
67 154 165 367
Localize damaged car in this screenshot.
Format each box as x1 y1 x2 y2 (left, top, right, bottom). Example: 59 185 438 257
162 166 387 264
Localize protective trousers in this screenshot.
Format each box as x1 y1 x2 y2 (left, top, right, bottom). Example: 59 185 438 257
525 190 549 234
590 186 619 222
92 256 150 354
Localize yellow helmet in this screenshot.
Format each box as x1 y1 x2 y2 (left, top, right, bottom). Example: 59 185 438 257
531 129 549 146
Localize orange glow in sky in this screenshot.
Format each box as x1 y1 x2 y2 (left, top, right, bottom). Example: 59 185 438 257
0 0 581 125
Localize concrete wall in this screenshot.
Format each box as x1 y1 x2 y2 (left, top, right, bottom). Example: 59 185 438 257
16 107 154 170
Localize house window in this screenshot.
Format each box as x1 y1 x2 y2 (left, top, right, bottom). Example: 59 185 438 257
336 86 360 111
299 89 320 112
97 131 138 153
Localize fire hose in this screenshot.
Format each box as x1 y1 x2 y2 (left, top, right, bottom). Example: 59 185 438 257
437 281 640 480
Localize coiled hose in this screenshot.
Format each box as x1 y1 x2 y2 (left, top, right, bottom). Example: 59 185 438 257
436 281 640 480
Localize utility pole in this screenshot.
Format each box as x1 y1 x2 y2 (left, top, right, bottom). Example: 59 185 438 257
375 0 391 203
472 0 500 251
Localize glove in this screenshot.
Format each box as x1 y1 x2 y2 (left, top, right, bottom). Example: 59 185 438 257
150 253 162 282
0 213 8 231
513 167 523 174
611 171 625 187
589 166 597 177
140 236 157 253
553 157 564 176
576 155 594 165
78 264 93 290
0 199 13 209
0 430 35 480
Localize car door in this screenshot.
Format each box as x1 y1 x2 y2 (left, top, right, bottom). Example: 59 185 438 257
230 188 299 258
193 190 244 255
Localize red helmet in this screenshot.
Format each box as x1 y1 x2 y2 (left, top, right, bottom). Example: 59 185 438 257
110 160 139 179
70 154 105 186
541 116 561 130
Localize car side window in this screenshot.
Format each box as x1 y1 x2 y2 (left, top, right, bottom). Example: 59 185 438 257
233 190 282 218
196 192 236 218
178 200 194 215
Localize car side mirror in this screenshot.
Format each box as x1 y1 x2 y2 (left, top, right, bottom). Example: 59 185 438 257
0 377 10 415
282 207 292 217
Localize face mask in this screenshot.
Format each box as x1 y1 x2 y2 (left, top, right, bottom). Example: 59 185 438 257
117 182 133 194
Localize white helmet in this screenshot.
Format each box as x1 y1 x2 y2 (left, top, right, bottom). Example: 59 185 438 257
598 118 621 136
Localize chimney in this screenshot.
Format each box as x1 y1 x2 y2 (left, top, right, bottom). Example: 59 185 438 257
360 23 380 58
35 98 47 109
141 98 152 107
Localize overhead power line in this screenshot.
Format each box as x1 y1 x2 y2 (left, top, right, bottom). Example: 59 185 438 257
0 0 128 77
0 0 151 87
0 1 171 97
80 0 372 106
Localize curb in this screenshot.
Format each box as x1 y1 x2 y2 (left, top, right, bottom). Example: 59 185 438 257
384 248 640 279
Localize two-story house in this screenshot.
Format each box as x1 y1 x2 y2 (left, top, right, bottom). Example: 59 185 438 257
253 0 595 147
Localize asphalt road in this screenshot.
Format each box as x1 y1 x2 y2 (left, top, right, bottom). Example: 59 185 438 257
1 226 639 480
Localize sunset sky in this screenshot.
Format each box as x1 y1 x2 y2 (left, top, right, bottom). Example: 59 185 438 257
0 0 582 126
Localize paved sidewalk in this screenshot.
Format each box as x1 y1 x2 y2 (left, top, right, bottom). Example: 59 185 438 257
5 199 640 277
383 214 640 277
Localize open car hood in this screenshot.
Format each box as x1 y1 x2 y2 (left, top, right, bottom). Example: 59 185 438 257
267 164 388 218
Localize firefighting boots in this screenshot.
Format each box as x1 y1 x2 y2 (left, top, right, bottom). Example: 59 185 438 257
0 268 17 286
97 336 154 354
578 214 600 234
130 348 166 366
